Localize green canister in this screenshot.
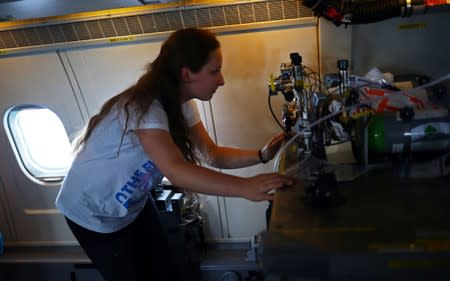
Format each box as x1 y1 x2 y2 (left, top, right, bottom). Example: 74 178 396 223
352 110 450 163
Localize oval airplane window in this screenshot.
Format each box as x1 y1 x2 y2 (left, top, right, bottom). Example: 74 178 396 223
3 105 73 184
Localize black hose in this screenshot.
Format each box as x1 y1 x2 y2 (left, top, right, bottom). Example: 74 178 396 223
350 0 403 24
302 0 331 17
302 0 426 25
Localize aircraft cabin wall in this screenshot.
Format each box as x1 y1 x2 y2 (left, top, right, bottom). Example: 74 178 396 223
351 13 450 84
0 21 321 246
319 12 449 88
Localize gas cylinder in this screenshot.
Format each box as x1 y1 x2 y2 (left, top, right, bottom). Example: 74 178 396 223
351 109 450 163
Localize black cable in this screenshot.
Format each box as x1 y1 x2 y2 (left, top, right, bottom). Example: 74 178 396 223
304 65 322 94
268 93 290 134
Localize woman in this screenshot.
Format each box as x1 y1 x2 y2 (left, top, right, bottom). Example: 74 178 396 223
56 28 294 281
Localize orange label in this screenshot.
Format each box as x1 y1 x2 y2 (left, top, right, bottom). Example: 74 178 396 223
425 0 448 6
364 87 388 97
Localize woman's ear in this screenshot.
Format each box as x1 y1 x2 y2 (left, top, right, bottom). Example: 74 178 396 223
180 67 192 83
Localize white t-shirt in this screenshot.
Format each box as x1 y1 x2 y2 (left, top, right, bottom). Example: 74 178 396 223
56 99 201 233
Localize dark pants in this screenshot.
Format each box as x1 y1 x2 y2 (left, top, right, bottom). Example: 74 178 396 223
65 199 180 281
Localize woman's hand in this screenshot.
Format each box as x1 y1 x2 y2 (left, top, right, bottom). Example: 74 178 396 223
259 131 291 163
240 173 295 201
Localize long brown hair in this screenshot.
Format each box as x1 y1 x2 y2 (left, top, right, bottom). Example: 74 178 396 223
74 28 220 162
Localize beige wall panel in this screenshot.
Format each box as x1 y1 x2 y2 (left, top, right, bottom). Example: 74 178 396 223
213 25 319 238
66 42 162 117
0 53 85 244
319 18 352 76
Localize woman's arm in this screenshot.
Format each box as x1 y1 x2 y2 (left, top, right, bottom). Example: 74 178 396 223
189 122 287 169
188 122 260 168
134 128 293 201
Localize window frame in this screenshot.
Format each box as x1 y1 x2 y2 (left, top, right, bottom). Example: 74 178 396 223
3 105 73 185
